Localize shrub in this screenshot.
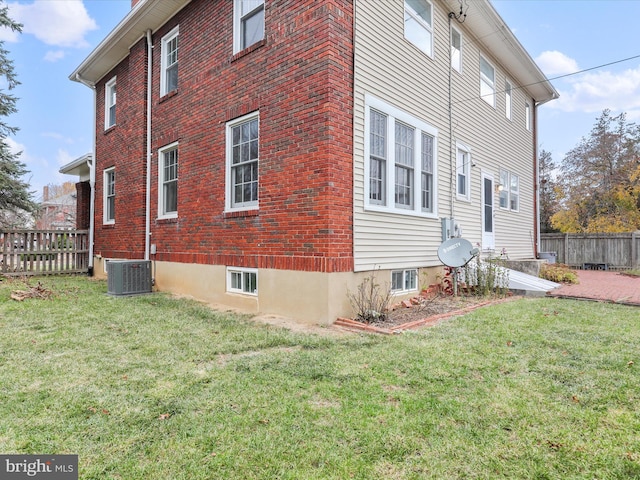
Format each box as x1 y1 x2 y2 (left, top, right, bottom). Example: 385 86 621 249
540 263 579 284
347 269 393 323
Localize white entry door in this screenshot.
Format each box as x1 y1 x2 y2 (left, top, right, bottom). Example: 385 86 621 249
481 173 495 250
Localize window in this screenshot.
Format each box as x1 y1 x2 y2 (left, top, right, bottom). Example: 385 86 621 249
451 27 462 72
499 169 519 212
479 56 495 107
421 133 434 213
160 26 179 96
158 143 178 218
525 102 531 131
227 267 258 295
394 122 414 208
505 81 512 120
404 0 433 57
456 143 471 200
234 0 265 53
103 168 115 224
105 77 116 129
365 95 438 217
391 269 418 292
226 112 259 211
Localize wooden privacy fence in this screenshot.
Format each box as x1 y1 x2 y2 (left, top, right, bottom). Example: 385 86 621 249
540 232 640 271
1 230 89 276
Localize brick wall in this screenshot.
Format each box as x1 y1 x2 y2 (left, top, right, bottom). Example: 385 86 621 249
76 181 91 230
93 0 354 272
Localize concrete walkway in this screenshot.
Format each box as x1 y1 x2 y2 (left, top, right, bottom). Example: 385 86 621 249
547 270 640 306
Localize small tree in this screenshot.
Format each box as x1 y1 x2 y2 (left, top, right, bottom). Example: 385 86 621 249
0 4 37 229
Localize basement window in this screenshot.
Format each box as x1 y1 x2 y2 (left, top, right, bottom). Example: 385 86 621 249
227 267 258 295
391 269 418 292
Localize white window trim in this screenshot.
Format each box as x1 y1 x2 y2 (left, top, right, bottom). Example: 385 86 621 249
103 167 115 225
451 26 462 73
404 0 434 58
225 111 260 213
479 55 496 107
391 268 418 293
505 80 512 121
456 141 472 202
525 101 532 131
510 173 520 212
227 267 258 296
160 26 179 97
233 0 265 54
158 142 179 220
364 94 438 219
104 76 116 130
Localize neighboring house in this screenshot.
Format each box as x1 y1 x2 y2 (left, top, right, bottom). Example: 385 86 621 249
59 154 92 231
35 182 78 230
68 0 557 324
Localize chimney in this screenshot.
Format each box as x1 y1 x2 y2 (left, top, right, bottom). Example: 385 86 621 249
43 185 49 201
131 0 141 7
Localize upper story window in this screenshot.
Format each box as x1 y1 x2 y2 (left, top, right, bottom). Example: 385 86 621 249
505 80 512 120
451 26 462 72
234 0 265 54
160 26 179 96
103 168 115 224
499 169 519 211
105 76 116 129
525 101 531 131
456 142 471 201
158 143 178 218
226 112 259 211
479 56 495 107
365 95 438 218
404 0 433 57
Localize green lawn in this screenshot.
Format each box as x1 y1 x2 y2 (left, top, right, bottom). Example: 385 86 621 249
0 276 639 479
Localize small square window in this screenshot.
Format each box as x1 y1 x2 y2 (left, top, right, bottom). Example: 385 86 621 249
391 269 418 292
227 268 258 295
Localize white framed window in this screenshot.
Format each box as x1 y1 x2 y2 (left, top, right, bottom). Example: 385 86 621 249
451 26 462 72
226 112 259 211
233 0 265 54
391 269 418 292
227 267 258 295
158 143 178 218
525 101 531 131
505 80 512 120
105 76 116 129
404 0 433 57
456 142 471 201
365 95 438 218
499 169 519 212
479 56 495 107
160 26 179 96
103 167 115 224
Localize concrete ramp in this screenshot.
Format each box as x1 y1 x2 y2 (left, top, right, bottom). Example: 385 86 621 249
507 268 559 296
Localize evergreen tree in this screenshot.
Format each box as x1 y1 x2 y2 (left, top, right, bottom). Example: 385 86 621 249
538 149 560 233
0 3 37 228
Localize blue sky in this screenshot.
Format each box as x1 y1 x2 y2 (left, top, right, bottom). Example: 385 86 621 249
2 0 640 201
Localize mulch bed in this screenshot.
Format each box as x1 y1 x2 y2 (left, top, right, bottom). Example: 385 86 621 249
334 292 506 334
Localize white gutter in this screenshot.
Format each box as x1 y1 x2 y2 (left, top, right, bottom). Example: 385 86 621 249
145 29 152 261
75 73 96 274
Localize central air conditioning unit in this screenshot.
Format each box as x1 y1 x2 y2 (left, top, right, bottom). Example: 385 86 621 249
107 260 152 296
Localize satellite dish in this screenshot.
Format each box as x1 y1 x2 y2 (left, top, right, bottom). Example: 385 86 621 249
437 237 479 268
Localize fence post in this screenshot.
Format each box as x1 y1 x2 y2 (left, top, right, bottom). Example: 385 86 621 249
633 232 638 269
564 233 569 266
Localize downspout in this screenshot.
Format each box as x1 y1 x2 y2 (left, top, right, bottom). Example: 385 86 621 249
75 73 96 276
533 101 540 258
145 29 153 261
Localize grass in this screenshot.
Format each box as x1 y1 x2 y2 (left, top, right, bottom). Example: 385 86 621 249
1 276 639 479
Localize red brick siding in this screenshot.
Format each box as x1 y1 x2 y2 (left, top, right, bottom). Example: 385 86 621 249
93 0 354 273
75 181 91 230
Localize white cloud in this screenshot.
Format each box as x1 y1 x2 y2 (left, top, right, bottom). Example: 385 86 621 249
8 0 97 48
44 50 65 62
551 65 640 115
535 50 579 76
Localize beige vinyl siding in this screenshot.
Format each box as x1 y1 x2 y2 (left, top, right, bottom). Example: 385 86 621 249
354 0 538 271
